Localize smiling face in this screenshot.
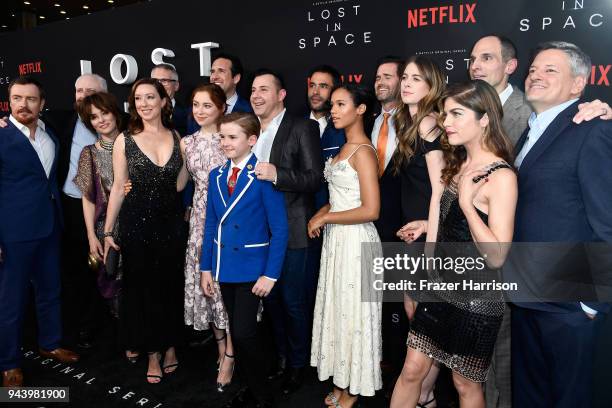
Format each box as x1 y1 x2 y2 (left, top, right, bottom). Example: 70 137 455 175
151 67 179 100
525 49 586 114
308 71 334 114
133 83 166 121
250 74 286 121
10 83 45 126
75 75 104 104
192 90 223 128
469 36 516 93
400 62 431 107
374 62 400 106
443 97 488 147
330 87 365 130
210 58 238 96
219 122 257 163
89 104 118 137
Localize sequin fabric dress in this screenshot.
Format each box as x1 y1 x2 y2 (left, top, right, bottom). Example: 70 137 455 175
118 132 186 351
74 144 121 313
183 131 228 330
310 144 383 397
407 161 511 382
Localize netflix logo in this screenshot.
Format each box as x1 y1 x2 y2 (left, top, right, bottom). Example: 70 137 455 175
407 3 477 29
0 101 9 112
18 61 43 75
590 65 610 86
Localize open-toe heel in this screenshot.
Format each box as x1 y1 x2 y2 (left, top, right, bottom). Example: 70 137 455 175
214 333 226 371
146 352 162 384
126 350 139 364
216 352 235 393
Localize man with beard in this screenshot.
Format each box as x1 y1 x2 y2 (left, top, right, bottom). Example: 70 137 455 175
210 53 252 114
0 76 79 387
307 65 345 208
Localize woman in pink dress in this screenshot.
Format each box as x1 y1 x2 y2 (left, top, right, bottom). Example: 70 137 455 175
182 84 235 391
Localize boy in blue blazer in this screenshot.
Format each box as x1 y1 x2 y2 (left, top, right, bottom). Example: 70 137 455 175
200 112 288 408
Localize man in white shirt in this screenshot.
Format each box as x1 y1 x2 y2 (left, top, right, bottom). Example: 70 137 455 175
249 69 322 396
1 76 79 388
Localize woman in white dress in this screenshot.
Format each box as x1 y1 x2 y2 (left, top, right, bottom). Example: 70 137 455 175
308 84 383 408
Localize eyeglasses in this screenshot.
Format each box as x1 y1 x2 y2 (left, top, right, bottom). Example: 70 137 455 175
155 78 177 85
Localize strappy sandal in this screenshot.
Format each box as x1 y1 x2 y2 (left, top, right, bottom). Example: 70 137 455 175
125 350 139 364
215 334 227 370
216 352 235 393
146 352 162 384
325 391 341 407
417 398 436 407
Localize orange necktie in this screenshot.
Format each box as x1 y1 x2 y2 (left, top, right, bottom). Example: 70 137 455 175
376 113 390 176
227 167 240 196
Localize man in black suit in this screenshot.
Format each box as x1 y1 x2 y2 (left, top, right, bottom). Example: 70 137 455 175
45 73 108 350
210 53 253 114
151 63 193 135
250 69 322 398
508 41 612 408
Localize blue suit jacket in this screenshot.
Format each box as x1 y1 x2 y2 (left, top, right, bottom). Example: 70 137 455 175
0 121 62 243
506 101 612 313
313 117 346 209
200 154 288 282
231 93 253 114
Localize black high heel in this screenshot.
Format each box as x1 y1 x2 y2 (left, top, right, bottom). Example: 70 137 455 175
146 352 163 384
216 352 235 393
126 350 139 364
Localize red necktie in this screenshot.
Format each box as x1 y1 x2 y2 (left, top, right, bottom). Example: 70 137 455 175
227 167 240 196
376 113 390 177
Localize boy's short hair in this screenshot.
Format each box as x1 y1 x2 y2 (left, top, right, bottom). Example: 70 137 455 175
219 112 261 137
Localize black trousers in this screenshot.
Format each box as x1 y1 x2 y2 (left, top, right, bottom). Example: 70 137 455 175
60 193 103 344
220 282 273 404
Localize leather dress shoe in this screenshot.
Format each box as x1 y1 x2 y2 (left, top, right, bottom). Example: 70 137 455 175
2 368 23 387
223 387 255 408
281 367 304 395
39 348 80 363
267 356 286 380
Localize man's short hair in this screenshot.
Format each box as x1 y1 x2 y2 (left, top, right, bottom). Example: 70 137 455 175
252 68 286 91
532 41 591 78
8 75 46 100
375 56 404 76
308 64 341 87
151 63 179 81
212 53 244 78
74 73 108 91
478 34 518 63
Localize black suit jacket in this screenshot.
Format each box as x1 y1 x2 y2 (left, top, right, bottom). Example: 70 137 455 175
269 113 322 249
506 101 612 314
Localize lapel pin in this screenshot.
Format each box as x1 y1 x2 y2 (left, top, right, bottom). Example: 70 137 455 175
247 164 253 170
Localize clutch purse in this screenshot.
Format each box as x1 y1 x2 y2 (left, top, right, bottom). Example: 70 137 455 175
105 247 120 278
88 253 100 271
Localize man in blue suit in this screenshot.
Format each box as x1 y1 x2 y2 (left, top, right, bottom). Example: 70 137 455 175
306 64 346 209
508 42 612 408
0 76 79 387
210 53 253 114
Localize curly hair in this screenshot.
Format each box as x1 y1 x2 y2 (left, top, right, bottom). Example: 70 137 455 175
439 80 514 185
392 56 446 174
127 78 174 134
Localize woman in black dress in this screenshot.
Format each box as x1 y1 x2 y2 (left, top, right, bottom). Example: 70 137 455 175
103 78 189 383
391 81 517 407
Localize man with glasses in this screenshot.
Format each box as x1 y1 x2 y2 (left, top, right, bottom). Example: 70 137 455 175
151 63 194 136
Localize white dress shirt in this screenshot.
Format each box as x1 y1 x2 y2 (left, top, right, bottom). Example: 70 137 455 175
309 111 328 137
9 115 55 178
226 92 238 114
252 108 286 162
499 84 513 106
371 107 398 170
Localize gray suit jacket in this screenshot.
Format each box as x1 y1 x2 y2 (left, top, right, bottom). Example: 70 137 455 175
502 87 532 146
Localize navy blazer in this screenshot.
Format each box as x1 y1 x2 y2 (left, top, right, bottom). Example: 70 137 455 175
506 101 612 313
231 93 253 114
0 120 62 243
200 154 288 282
314 117 345 209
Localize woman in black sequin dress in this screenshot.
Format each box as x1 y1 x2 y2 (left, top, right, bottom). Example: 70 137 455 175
103 78 189 384
391 81 517 407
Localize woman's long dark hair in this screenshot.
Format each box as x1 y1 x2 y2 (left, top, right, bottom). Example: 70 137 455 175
439 80 514 185
127 78 174 134
392 56 446 174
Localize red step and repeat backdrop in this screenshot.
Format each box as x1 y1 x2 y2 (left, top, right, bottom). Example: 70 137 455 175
0 0 610 114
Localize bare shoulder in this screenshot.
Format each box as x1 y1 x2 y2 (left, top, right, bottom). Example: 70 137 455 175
419 114 440 142
487 167 517 192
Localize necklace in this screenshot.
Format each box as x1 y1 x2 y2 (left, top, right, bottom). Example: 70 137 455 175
99 138 114 152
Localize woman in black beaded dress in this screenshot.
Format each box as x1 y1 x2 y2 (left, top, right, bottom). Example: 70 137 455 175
391 80 517 408
103 78 189 384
